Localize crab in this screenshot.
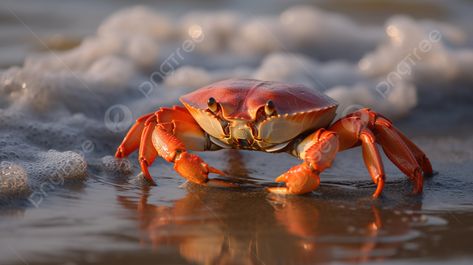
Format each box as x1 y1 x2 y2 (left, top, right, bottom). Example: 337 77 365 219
115 79 433 197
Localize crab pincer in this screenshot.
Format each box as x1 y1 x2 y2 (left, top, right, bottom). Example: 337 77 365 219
268 163 320 195
174 152 226 184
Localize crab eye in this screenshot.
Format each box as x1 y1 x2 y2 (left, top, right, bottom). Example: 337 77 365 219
264 100 275 116
207 97 218 112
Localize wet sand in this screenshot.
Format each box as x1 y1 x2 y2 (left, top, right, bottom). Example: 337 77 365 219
1 1 473 264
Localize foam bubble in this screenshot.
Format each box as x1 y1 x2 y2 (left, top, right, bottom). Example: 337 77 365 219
25 150 88 183
0 161 30 199
101 155 133 174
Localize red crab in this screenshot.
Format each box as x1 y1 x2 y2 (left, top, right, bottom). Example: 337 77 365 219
115 79 432 197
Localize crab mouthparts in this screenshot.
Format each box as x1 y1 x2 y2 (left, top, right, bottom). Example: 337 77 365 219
236 139 251 147
230 120 255 146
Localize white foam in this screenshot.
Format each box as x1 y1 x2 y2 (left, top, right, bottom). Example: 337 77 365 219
231 6 382 60
101 155 133 174
0 162 29 199
98 6 174 41
0 110 102 199
359 15 473 85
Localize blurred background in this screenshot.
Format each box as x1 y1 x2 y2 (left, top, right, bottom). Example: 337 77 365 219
2 0 473 67
1 1 473 264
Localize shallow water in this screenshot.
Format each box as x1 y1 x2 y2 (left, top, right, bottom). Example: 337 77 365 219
2 131 473 264
1 0 473 264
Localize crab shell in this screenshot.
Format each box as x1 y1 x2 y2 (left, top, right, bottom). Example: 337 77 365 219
180 79 338 151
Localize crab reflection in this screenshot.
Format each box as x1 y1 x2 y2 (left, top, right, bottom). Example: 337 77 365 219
118 183 421 264
118 149 423 264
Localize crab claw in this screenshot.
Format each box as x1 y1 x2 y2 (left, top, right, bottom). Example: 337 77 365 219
268 163 320 195
174 152 225 184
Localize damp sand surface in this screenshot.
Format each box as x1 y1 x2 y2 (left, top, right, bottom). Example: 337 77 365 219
1 0 473 264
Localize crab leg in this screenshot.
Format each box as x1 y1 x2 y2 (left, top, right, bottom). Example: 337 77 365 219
373 117 424 193
152 121 225 184
115 106 225 185
268 129 339 195
329 114 386 198
330 108 430 196
139 116 159 184
115 112 154 158
359 129 385 197
391 126 433 177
